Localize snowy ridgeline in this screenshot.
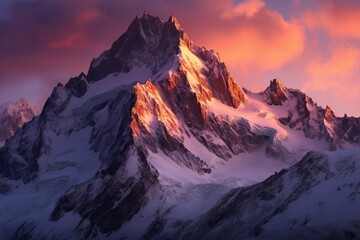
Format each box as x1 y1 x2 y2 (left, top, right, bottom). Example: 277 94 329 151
0 13 360 240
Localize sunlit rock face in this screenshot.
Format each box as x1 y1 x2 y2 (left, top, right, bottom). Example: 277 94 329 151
267 79 288 106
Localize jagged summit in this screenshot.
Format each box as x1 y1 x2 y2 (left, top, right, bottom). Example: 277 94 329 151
269 78 286 92
87 13 191 83
65 72 88 98
167 15 182 30
264 78 288 105
86 13 245 109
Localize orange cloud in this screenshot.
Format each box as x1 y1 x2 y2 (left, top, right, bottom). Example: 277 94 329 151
222 0 265 18
303 46 360 112
307 48 359 79
203 5 305 72
302 0 360 38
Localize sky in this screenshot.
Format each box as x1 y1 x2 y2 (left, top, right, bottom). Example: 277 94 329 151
0 0 360 116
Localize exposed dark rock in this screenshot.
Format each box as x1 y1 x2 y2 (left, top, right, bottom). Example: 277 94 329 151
51 148 160 238
65 72 88 98
143 217 167 240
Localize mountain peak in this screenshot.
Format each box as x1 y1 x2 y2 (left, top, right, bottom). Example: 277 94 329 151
1 97 32 114
85 14 243 109
142 11 152 18
167 15 182 30
87 14 189 82
264 78 288 105
269 78 286 92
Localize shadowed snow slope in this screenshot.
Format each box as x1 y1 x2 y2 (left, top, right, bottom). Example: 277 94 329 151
0 14 360 240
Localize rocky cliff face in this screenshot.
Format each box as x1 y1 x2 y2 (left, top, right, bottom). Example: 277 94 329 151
1 14 360 240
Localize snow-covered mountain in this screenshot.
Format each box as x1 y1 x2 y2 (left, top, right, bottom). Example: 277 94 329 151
1 13 360 240
258 79 360 150
0 98 38 146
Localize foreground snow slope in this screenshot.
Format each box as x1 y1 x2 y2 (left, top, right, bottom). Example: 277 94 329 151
181 148 360 240
0 13 360 240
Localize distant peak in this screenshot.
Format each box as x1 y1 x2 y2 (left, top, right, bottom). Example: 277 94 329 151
139 12 160 21
142 11 150 17
127 13 162 33
265 79 288 105
270 78 286 91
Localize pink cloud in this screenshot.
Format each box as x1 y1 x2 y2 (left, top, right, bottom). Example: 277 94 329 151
303 46 360 115
203 3 305 72
302 0 360 39
222 0 265 18
49 31 90 48
78 9 104 23
307 48 359 79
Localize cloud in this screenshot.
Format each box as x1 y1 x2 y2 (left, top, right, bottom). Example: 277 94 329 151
78 9 104 23
205 3 305 72
222 0 265 18
302 0 360 39
0 0 112 91
303 46 360 115
286 0 360 115
49 32 90 48
307 48 359 79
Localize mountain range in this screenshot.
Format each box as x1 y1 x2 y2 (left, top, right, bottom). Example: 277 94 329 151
0 13 360 240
